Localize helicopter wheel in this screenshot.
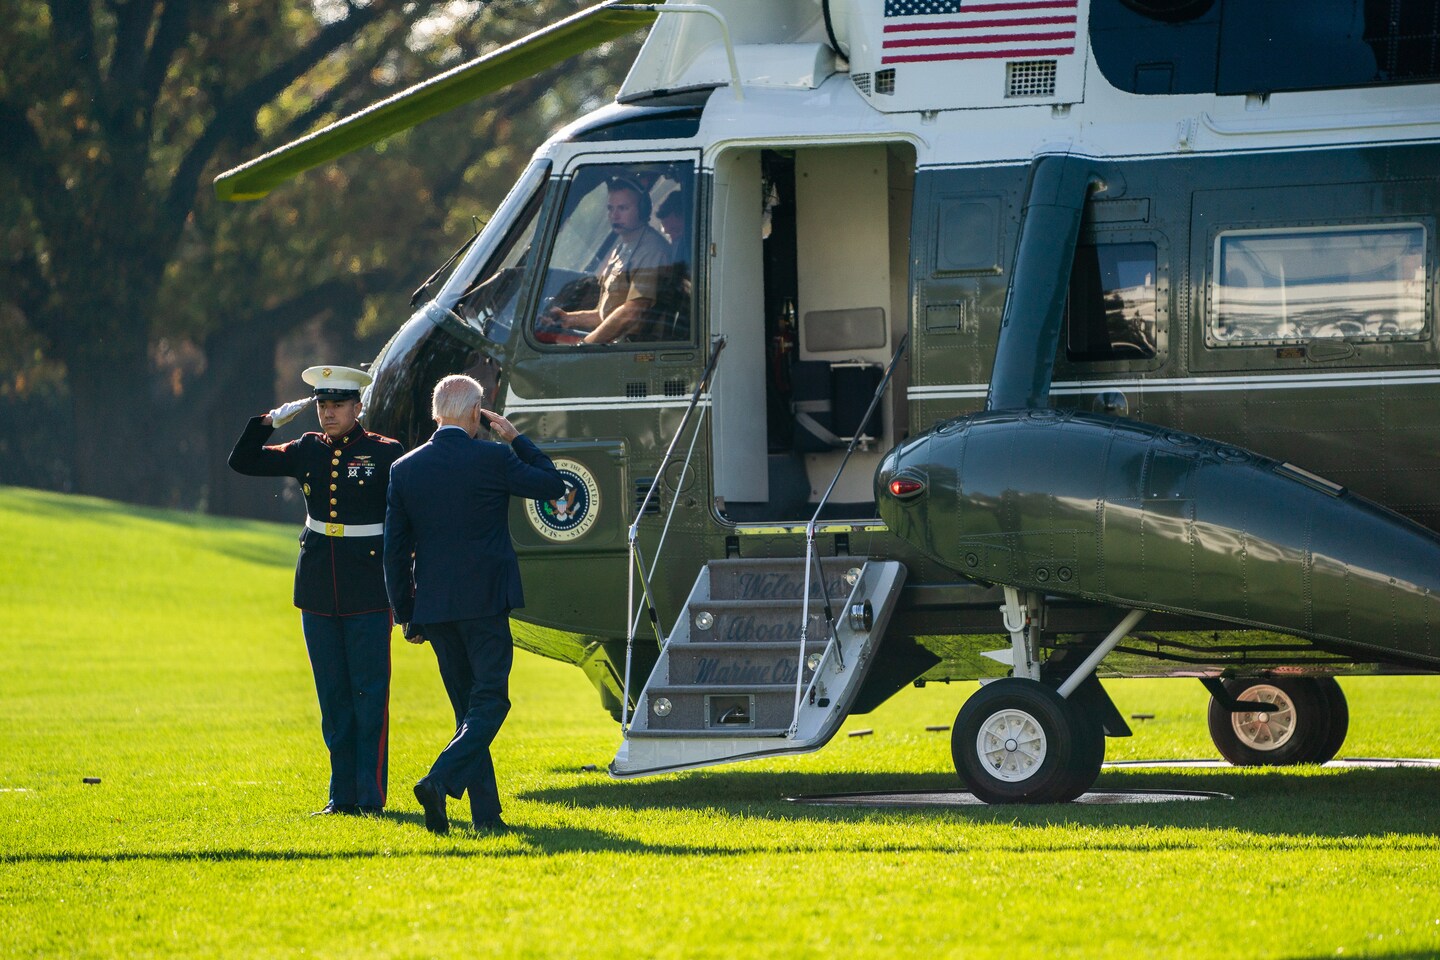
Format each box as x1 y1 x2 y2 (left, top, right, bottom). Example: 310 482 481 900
952 679 1102 803
1206 677 1347 766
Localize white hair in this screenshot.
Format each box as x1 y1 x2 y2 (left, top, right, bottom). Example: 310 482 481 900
431 375 484 422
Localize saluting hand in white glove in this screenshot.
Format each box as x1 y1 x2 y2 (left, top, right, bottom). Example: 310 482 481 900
264 396 313 427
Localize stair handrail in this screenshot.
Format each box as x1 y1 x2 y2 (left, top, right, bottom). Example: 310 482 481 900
791 332 910 735
622 402 708 706
620 335 727 732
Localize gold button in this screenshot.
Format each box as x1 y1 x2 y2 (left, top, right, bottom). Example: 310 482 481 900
332 458 340 465
330 498 337 505
358 480 365 485
369 550 376 556
331 471 338 478
330 484 337 491
329 510 337 518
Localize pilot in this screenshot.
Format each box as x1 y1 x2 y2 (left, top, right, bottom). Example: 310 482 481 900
548 176 672 343
228 365 403 817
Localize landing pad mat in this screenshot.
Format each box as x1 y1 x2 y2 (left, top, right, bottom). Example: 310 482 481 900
788 788 1231 807
1103 757 1440 769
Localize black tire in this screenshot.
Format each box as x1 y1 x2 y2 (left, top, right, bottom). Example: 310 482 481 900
1055 709 1106 803
1312 677 1349 764
1206 677 1335 766
952 679 1093 803
1059 676 1117 801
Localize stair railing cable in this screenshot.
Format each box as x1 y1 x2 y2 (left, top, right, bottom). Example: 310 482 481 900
790 333 909 735
620 335 727 733
622 402 708 718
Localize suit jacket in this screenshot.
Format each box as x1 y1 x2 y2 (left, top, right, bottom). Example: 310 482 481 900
229 417 402 615
384 427 565 625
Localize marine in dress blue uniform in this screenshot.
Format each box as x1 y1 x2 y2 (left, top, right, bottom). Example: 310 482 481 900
384 374 564 834
228 365 403 815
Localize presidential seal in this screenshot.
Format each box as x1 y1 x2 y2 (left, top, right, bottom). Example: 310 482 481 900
527 458 599 542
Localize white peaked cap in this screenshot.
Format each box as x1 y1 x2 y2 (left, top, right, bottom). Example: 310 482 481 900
302 365 373 397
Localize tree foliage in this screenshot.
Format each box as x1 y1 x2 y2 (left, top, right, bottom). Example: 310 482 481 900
0 0 638 511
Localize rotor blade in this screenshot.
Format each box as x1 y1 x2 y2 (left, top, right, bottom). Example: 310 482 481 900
215 2 661 201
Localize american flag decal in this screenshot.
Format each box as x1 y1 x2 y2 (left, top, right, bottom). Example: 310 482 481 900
882 0 1079 65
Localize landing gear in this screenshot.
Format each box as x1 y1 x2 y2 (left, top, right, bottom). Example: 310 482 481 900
951 596 1144 803
952 679 1104 804
1205 677 1349 766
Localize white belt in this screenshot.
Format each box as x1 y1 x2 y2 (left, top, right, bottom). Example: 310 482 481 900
305 516 384 538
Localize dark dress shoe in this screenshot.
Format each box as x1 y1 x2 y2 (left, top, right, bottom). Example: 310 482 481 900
473 818 509 834
413 779 449 835
311 802 359 816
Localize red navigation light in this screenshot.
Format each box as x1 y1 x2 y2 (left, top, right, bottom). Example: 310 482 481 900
888 476 925 498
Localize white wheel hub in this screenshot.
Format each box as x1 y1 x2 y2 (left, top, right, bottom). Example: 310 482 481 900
1230 684 1297 751
977 708 1048 782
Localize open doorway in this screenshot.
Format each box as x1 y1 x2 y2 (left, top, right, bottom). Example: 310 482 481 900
710 142 914 523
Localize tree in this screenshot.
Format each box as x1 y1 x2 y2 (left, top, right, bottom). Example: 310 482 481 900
0 0 638 509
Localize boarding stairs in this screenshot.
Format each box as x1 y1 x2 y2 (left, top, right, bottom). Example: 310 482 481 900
609 556 906 777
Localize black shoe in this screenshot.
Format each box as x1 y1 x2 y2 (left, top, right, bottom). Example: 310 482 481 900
311 802 359 817
473 818 509 834
413 779 449 835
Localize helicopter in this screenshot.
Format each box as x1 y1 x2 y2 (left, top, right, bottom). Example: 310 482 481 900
217 0 1440 803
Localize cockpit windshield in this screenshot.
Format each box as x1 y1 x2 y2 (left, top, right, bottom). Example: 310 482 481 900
532 160 695 347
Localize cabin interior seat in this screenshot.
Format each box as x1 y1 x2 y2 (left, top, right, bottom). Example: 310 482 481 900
791 306 886 451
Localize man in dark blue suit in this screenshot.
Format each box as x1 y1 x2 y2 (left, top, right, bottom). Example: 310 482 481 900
384 374 565 834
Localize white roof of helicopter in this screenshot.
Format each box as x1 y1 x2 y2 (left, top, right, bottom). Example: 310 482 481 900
214 0 1440 204
597 0 1440 169
620 0 1091 113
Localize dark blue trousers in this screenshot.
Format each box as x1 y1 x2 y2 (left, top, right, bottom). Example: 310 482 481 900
300 610 391 809
423 615 513 825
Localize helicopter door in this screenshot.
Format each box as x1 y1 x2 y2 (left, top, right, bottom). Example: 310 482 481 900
504 152 700 634
710 143 915 523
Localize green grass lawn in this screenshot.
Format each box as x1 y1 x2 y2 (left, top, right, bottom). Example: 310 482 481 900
1 485 1437 959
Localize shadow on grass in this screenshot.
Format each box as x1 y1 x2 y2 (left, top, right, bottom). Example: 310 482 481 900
205 536 298 570
0 820 742 864
517 764 1440 839
4 765 1438 864
2 485 295 569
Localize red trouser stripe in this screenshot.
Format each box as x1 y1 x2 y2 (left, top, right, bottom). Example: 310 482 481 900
375 642 391 804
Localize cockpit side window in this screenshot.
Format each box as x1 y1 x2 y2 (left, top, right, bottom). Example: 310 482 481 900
452 185 546 345
531 161 695 348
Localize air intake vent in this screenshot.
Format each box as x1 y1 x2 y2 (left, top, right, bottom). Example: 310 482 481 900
663 379 688 398
852 73 872 95
875 68 896 95
634 479 661 515
625 381 648 399
1006 59 1057 98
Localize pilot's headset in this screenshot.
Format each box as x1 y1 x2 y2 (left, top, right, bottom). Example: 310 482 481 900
607 175 653 223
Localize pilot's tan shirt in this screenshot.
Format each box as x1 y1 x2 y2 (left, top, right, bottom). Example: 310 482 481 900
597 225 671 322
